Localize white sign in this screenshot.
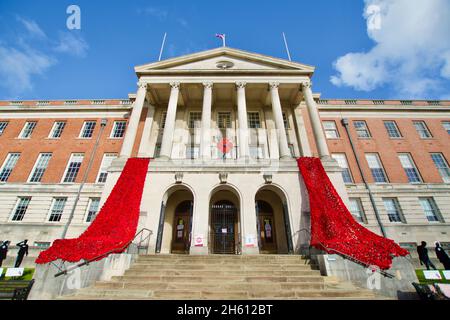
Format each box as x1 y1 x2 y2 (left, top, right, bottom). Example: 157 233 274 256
194 234 204 247
5 268 24 277
423 270 442 280
245 234 257 247
442 270 450 280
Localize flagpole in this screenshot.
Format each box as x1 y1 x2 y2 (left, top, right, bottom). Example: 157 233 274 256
158 32 167 61
223 34 226 47
282 32 292 61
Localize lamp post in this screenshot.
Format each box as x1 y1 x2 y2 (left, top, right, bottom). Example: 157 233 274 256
61 118 107 239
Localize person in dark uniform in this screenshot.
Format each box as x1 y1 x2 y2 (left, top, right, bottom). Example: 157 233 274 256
0 240 10 267
435 242 450 270
417 241 436 270
14 240 29 268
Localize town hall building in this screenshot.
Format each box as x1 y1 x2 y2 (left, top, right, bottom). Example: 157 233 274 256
0 47 449 263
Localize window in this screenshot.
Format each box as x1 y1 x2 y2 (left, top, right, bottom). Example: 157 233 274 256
413 121 432 138
160 112 167 129
398 153 422 183
332 153 353 183
188 112 202 129
249 146 264 159
217 112 231 129
48 198 67 222
154 144 161 158
186 145 200 159
0 121 8 136
247 112 261 129
19 121 37 138
0 153 20 182
282 113 290 129
97 153 117 183
10 197 31 221
323 121 339 138
430 153 450 183
419 198 442 222
383 198 404 223
384 121 402 138
28 153 52 182
79 121 96 138
49 121 66 138
86 198 100 222
353 121 371 138
63 153 84 183
442 121 450 134
111 121 127 138
365 153 388 183
349 198 365 223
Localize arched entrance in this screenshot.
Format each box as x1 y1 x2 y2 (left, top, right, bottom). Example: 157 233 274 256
255 186 293 254
156 185 194 254
209 186 241 254
171 200 193 253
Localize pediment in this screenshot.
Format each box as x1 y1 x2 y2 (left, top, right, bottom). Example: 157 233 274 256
135 47 315 74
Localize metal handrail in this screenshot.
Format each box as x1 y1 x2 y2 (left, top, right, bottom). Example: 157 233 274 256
294 228 395 278
54 228 153 278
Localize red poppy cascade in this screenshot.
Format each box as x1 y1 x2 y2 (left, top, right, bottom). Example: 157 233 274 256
297 157 409 270
35 158 150 264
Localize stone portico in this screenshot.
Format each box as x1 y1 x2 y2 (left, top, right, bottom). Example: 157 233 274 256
102 47 347 256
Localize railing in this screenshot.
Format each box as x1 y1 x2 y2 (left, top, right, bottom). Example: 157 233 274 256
53 228 153 278
294 228 396 278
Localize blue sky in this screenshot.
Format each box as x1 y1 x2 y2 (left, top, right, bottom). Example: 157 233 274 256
0 0 449 101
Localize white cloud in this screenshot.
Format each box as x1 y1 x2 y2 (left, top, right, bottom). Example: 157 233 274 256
16 16 47 39
139 7 168 20
0 17 89 97
0 46 55 95
330 0 450 98
54 31 89 57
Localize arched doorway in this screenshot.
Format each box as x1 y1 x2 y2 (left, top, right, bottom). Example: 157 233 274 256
255 187 293 254
171 200 193 253
209 186 241 254
156 185 194 254
256 200 277 253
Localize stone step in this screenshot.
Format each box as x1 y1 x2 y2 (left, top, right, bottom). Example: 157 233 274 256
133 260 315 269
93 281 326 291
137 255 309 261
122 269 321 277
112 275 325 283
134 259 314 266
133 263 315 269
71 288 375 300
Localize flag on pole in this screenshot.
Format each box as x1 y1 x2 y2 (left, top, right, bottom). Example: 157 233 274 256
215 33 226 47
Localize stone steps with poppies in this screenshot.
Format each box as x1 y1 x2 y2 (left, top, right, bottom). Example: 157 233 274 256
60 254 384 300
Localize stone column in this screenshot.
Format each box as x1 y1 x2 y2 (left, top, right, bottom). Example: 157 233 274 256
269 82 291 159
137 102 156 157
159 82 180 159
301 81 330 158
236 82 249 159
200 82 213 160
120 81 147 158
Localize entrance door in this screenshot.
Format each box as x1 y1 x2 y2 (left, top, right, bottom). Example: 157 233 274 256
256 201 277 253
210 200 237 254
171 201 192 254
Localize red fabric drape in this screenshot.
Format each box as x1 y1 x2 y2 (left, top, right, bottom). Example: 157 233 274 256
297 157 408 270
36 158 150 264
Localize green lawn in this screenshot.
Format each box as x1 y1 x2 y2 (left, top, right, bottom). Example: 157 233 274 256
0 268 35 281
415 269 450 285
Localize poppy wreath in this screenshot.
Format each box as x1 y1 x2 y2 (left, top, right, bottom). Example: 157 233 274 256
36 158 150 264
297 157 409 270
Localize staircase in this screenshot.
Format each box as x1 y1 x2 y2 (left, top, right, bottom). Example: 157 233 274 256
61 254 385 300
